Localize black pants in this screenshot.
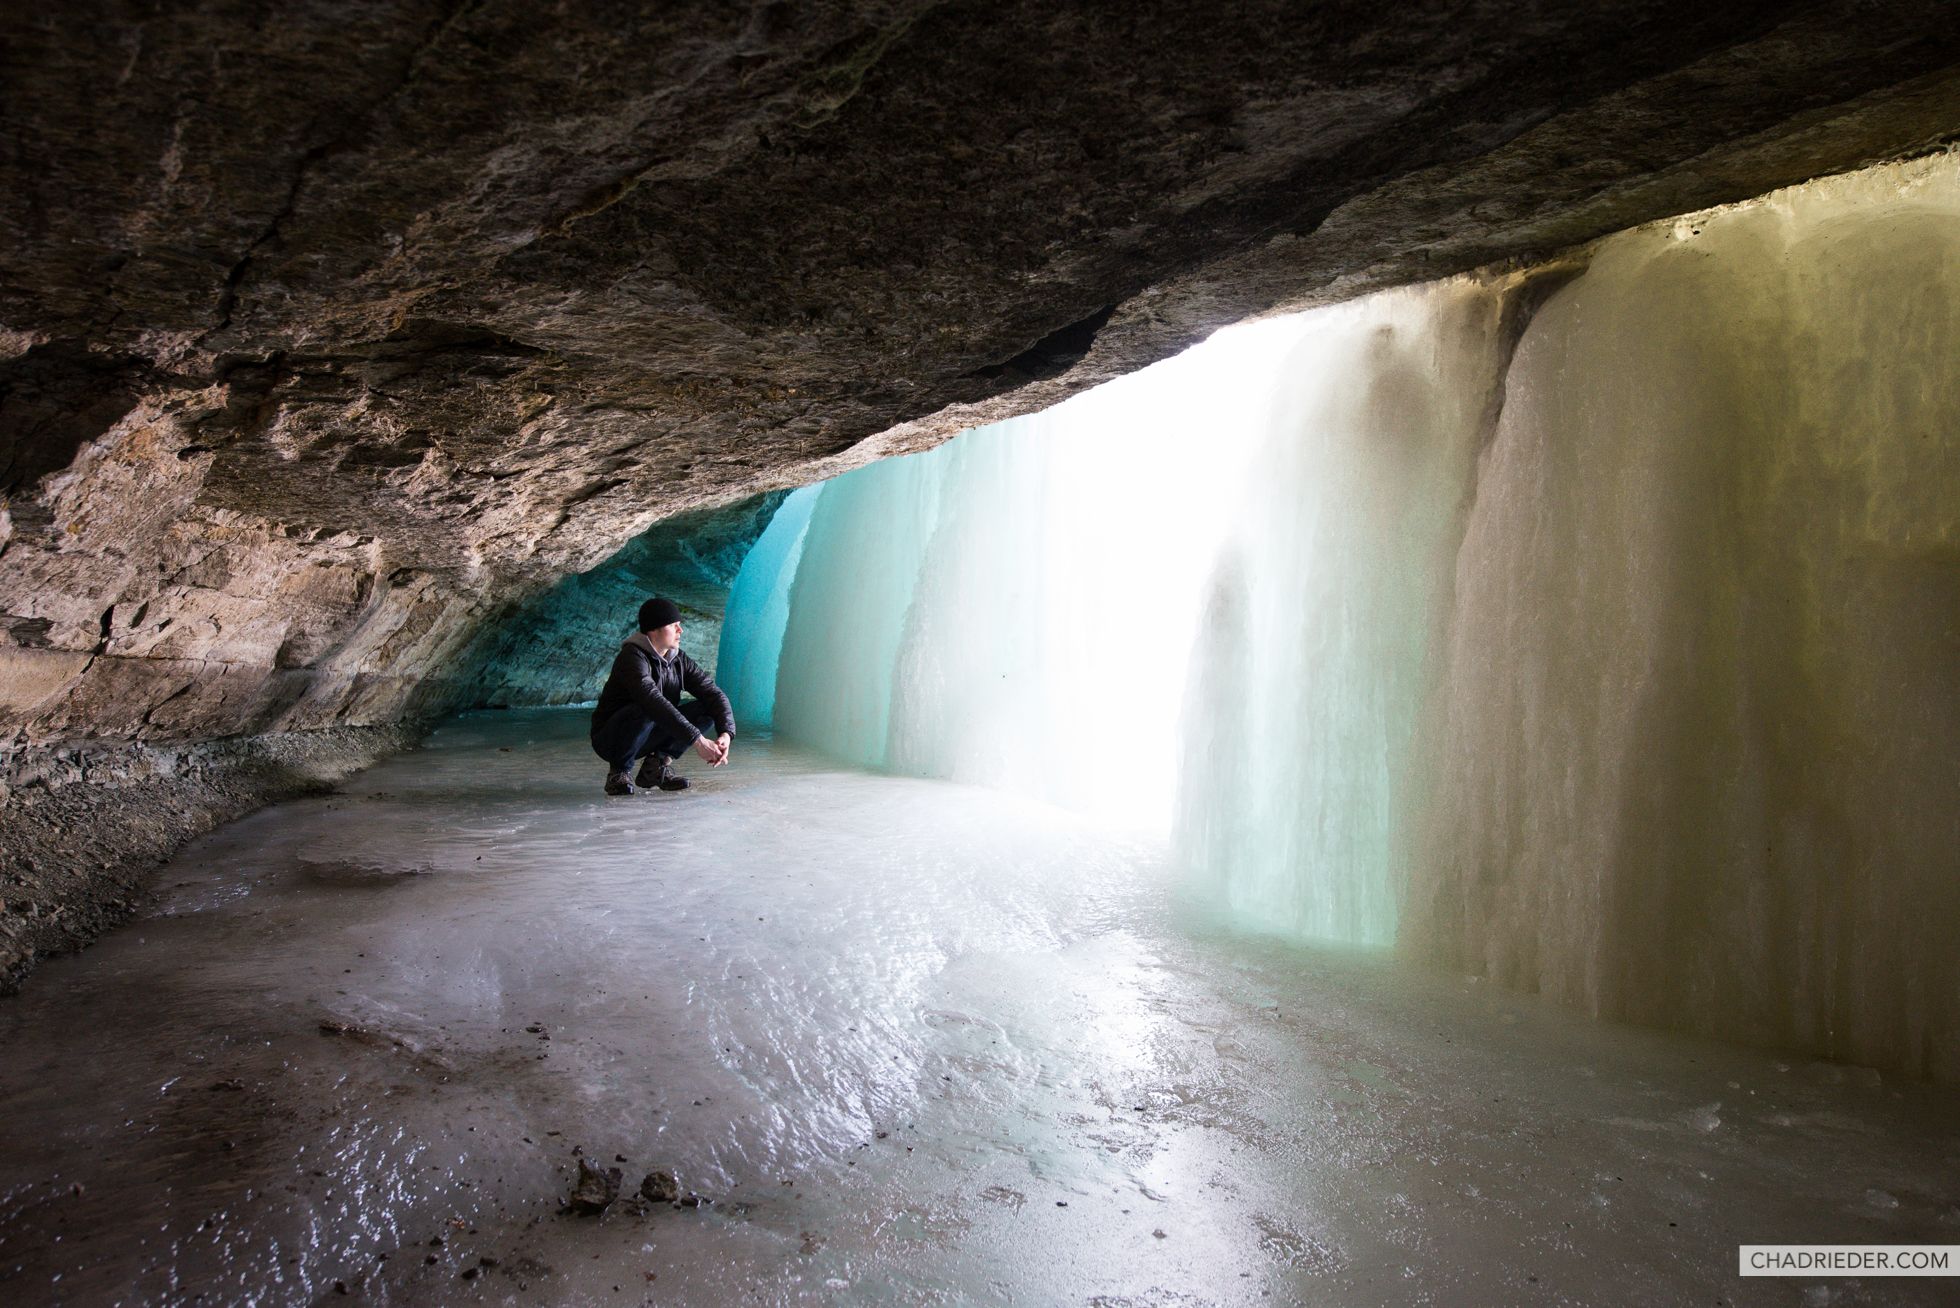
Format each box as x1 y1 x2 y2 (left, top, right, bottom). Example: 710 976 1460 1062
589 700 719 771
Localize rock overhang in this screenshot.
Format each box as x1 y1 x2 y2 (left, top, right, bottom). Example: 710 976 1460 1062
1 0 1958 749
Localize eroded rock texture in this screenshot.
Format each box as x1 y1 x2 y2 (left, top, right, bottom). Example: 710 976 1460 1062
2 1 1957 980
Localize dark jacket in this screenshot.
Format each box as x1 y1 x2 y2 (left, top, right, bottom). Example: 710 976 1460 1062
590 633 736 743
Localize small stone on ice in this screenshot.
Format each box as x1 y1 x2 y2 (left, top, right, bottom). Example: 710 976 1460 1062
569 1158 622 1214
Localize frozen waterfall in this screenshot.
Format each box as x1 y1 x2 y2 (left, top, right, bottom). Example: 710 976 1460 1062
717 483 821 728
719 154 1959 1081
722 316 1308 819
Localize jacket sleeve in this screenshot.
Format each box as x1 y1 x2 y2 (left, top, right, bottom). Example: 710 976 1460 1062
681 652 736 737
621 647 704 743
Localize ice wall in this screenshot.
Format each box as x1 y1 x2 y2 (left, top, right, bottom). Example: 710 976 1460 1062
722 155 1959 1081
721 318 1305 817
1175 286 1517 945
716 485 820 728
1400 158 1960 1081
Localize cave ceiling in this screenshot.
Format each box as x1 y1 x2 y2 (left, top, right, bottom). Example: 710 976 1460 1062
2 0 1957 741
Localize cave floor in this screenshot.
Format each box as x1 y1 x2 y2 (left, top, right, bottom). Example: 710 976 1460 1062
1 709 1956 1307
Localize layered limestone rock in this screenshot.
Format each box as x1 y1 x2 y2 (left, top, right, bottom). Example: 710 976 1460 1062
2 1 1958 981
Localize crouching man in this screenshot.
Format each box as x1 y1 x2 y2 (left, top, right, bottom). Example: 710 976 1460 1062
590 596 735 796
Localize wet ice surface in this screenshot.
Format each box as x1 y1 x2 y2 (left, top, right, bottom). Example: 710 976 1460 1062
3 710 1957 1307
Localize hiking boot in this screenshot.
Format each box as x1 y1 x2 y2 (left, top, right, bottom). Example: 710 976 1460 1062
634 754 689 792
604 770 635 796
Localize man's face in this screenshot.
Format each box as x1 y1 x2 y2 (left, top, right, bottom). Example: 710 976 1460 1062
648 620 682 652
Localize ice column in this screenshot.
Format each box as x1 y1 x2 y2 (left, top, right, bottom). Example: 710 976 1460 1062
1401 155 1960 1079
1175 285 1511 945
772 450 955 766
716 485 820 729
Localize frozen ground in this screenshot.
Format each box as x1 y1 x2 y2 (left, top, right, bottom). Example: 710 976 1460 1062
1 708 1955 1307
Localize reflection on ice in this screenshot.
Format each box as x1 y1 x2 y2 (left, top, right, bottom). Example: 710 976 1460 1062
0 709 1955 1304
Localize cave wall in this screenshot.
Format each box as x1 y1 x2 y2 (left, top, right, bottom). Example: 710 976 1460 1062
0 723 415 992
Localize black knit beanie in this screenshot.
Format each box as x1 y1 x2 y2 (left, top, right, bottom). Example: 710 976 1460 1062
638 596 682 632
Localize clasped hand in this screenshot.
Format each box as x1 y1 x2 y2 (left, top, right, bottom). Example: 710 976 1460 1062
693 732 733 767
